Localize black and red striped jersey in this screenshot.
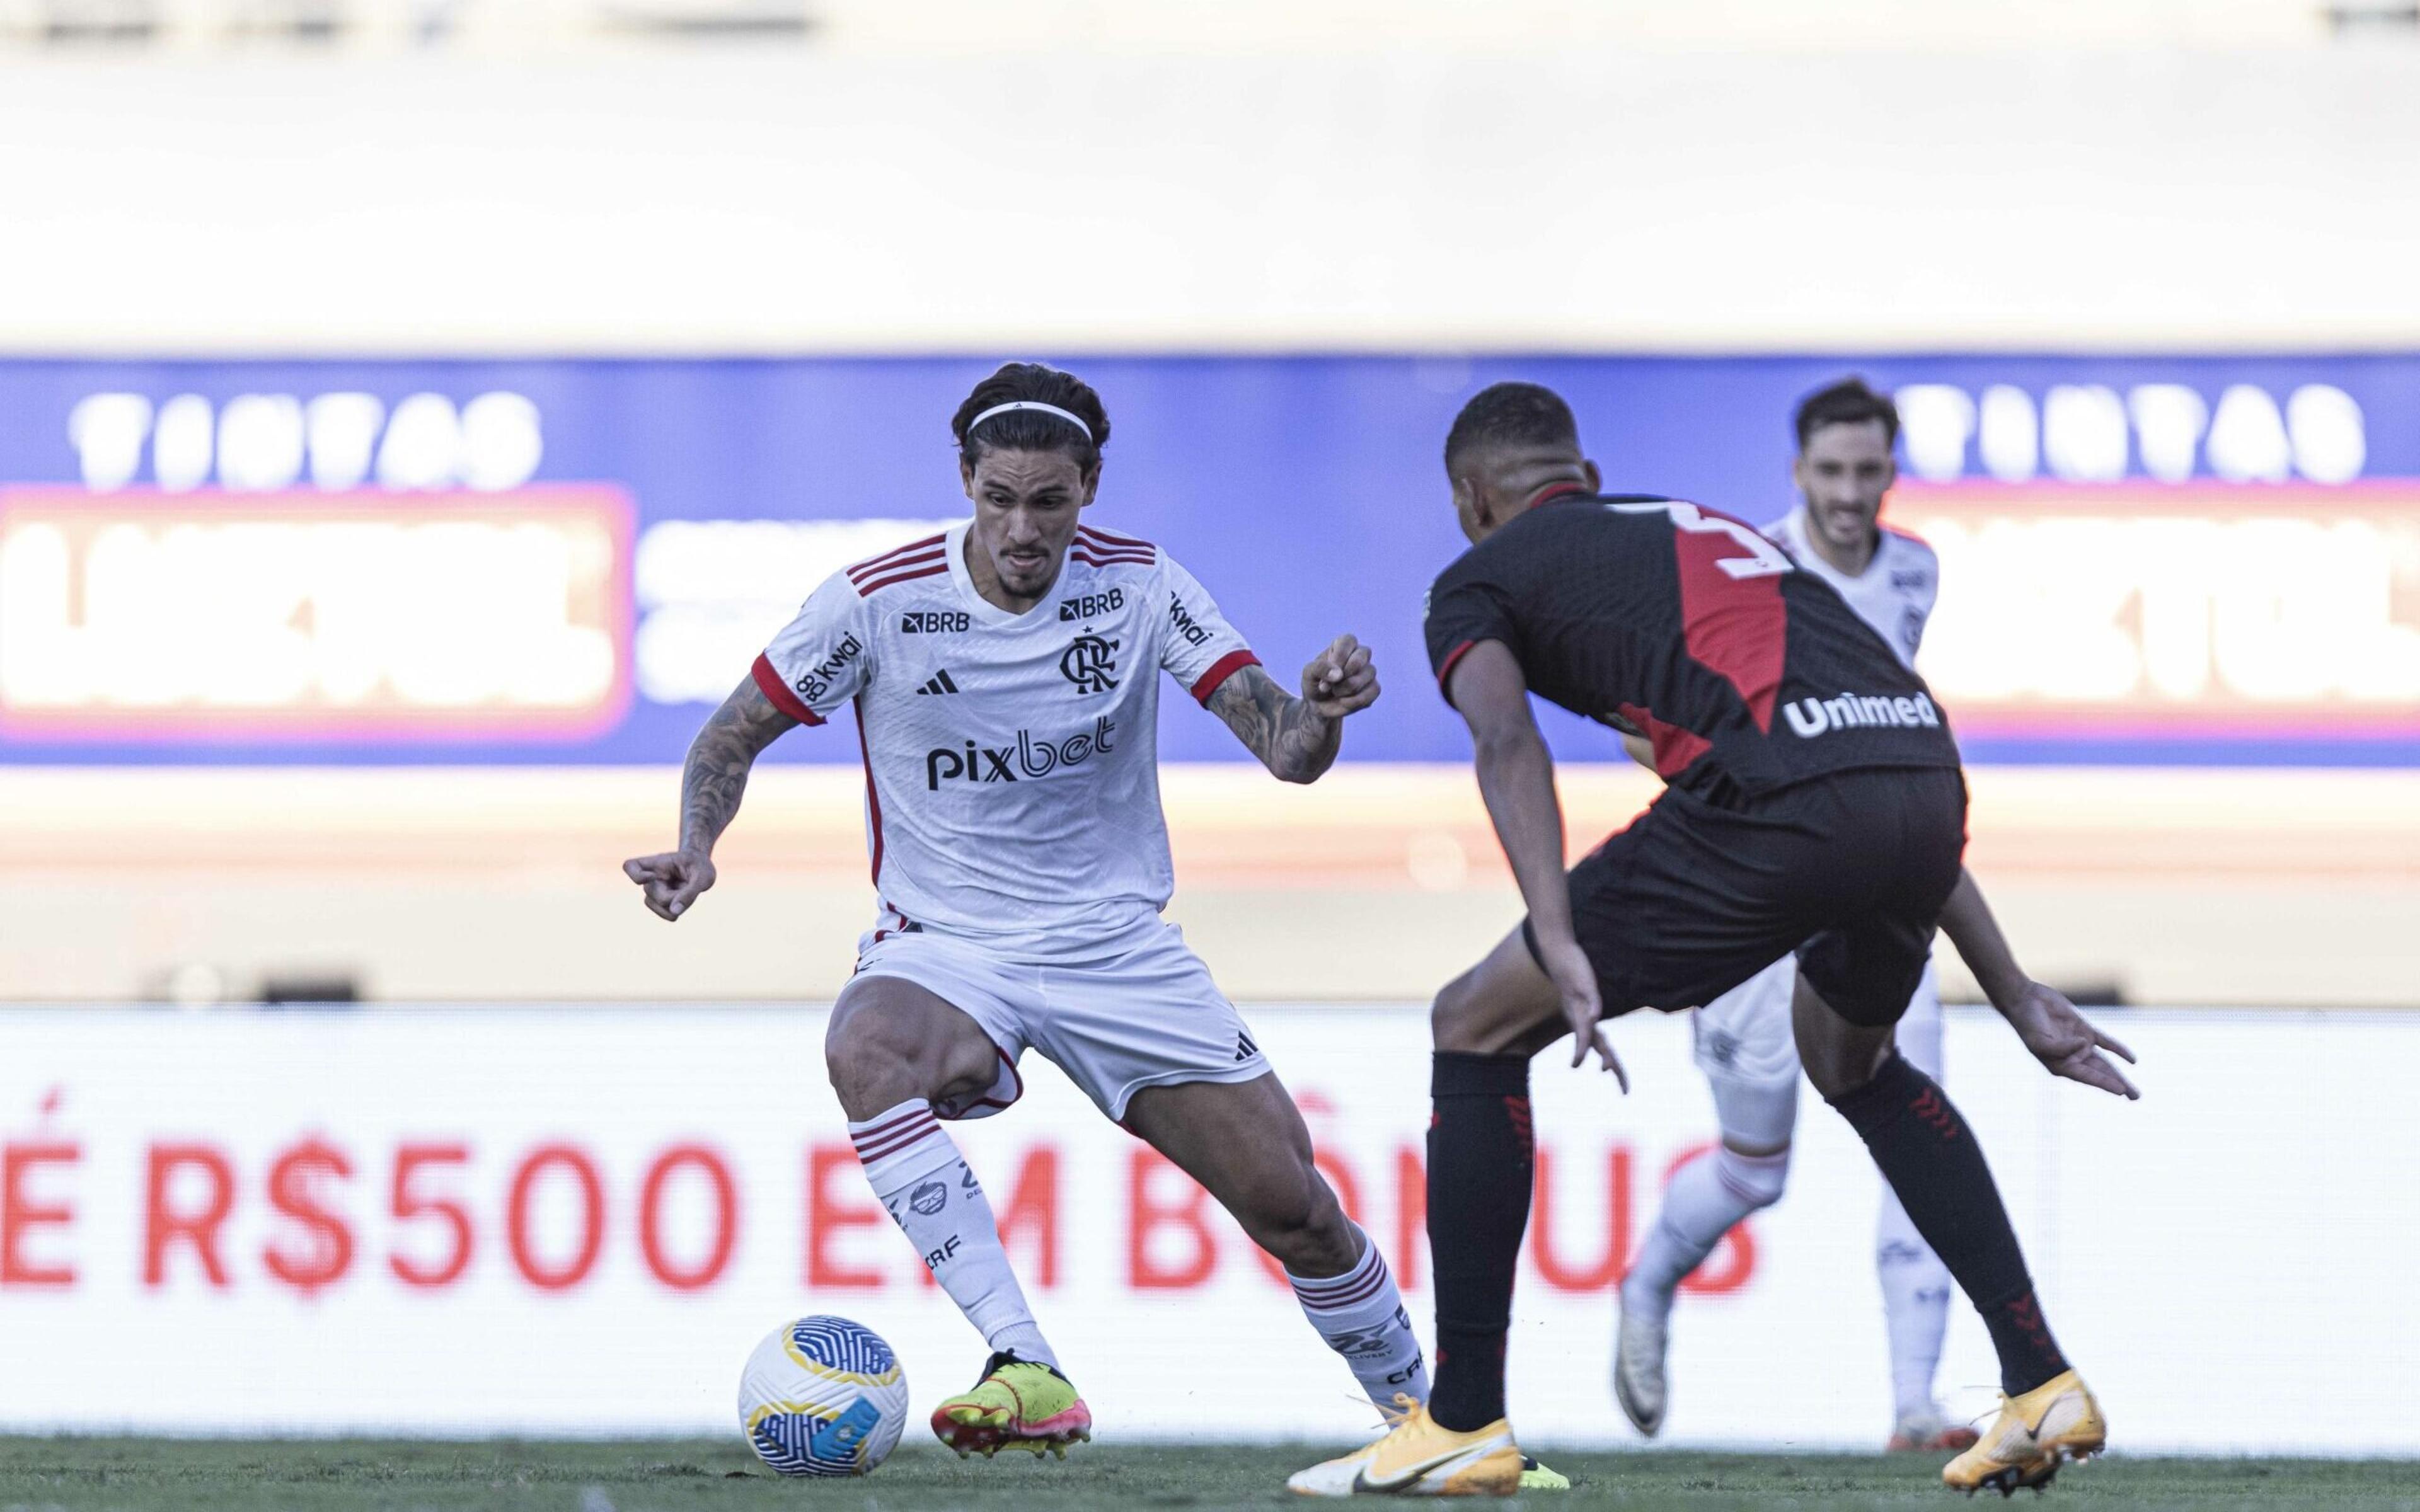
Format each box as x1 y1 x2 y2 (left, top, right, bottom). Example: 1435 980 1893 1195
1422 491 1961 799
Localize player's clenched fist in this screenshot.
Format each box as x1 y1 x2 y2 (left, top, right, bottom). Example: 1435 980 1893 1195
624 849 717 921
1301 634 1379 718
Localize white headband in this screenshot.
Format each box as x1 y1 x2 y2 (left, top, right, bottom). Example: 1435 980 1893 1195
967 400 1095 442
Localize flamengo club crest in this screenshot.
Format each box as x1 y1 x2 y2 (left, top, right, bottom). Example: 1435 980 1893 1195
1059 634 1119 693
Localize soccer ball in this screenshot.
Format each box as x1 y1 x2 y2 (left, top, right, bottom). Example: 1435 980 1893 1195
737 1315 911 1477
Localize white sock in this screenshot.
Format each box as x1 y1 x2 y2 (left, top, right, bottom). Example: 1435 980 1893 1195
1877 1185 1954 1420
1620 1144 1790 1325
850 1099 1057 1370
1287 1226 1429 1411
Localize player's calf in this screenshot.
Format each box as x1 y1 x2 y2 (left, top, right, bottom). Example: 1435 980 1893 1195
829 982 1063 1373
849 1097 1058 1370
1124 1076 1430 1414
1286 1225 1430 1409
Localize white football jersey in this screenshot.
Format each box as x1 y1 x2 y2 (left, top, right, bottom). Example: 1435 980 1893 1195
1765 507 1939 668
751 519 1259 959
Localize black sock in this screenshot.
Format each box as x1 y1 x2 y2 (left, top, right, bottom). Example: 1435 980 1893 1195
1426 1051 1533 1432
1828 1053 2068 1395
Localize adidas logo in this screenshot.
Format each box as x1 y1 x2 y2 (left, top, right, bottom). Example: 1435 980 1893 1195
915 669 960 696
1235 1031 1259 1062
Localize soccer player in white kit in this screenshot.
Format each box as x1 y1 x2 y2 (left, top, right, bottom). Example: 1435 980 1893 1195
624 364 1438 1463
1614 379 1977 1452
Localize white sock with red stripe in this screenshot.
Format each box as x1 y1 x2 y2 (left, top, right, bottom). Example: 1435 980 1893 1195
849 1099 1057 1370
1286 1225 1428 1410
1877 1186 1956 1422
1620 1143 1791 1326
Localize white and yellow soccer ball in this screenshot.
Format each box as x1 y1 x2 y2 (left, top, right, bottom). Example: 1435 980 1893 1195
737 1316 911 1477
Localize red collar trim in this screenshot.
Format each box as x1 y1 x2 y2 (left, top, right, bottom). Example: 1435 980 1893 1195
1530 482 1589 508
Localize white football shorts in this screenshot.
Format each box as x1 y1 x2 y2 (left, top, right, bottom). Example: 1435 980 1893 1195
1692 953 1944 1087
849 917 1272 1123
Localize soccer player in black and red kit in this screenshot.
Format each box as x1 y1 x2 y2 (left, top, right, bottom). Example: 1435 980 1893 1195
1291 384 2138 1499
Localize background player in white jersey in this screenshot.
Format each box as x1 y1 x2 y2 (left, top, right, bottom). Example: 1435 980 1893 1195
621 364 1439 1463
1615 377 1976 1452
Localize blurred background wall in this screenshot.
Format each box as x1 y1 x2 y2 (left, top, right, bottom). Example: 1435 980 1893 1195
1 0 2416 1009
4 0 2420 353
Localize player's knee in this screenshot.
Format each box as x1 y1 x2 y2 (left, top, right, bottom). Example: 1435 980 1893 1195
1429 973 1495 1053
1248 1166 1355 1275
1712 1143 1791 1210
824 1003 941 1114
1804 1045 1888 1102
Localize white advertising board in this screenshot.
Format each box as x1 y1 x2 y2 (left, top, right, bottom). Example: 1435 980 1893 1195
0 1005 2409 1455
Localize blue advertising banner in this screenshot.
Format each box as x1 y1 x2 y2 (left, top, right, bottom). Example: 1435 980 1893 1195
3 355 2416 765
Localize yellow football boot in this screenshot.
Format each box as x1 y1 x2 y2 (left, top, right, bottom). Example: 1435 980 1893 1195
1942 1369 2107 1497
929 1351 1093 1460
1288 1396 1526 1497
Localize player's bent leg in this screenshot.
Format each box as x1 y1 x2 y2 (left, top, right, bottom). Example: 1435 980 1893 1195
826 976 1090 1457
824 975 1008 1121
1291 929 1561 1498
1124 1074 1429 1412
1422 924 1564 1446
1616 1072 1796 1437
1431 922 1567 1057
1793 976 2104 1491
1873 968 1967 1452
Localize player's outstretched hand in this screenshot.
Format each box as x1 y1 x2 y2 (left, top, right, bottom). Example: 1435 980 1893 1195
1536 933 1628 1089
623 849 717 922
2002 980 2140 1099
1301 634 1379 719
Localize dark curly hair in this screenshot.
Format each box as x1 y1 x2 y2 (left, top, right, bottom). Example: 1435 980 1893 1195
1793 375 1899 452
950 362 1110 474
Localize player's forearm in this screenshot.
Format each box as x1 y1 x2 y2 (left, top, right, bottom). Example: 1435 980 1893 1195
1938 867 2030 1011
676 681 795 856
1472 725 1574 944
1267 702 1342 783
677 736 753 857
1209 667 1341 783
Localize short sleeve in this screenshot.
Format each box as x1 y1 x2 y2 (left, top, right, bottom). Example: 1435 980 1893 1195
752 570 875 726
1422 564 1518 704
1156 553 1260 706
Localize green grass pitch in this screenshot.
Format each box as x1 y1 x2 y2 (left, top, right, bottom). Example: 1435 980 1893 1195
0 1438 2412 1511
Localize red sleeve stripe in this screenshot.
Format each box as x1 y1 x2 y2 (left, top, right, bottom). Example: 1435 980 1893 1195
847 546 945 585
1191 648 1260 705
1071 550 1155 569
846 534 947 579
853 562 950 597
751 653 825 725
1435 639 1478 694
1078 524 1155 550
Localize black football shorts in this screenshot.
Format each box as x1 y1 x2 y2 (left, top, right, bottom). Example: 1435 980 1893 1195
1523 766 1968 1028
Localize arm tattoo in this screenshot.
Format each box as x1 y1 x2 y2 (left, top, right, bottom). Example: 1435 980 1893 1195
677 679 799 854
1207 663 1340 784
